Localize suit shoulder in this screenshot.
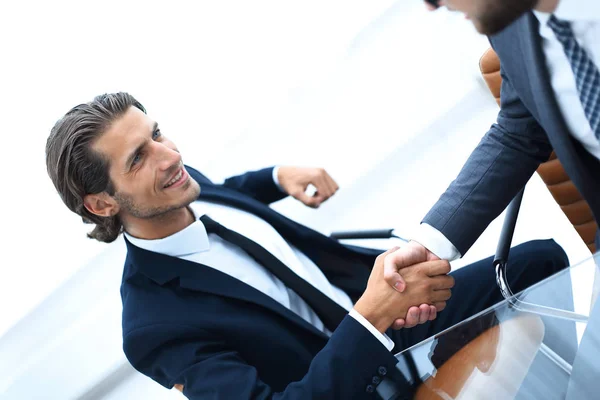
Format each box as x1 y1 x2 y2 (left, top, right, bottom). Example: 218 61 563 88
489 12 535 53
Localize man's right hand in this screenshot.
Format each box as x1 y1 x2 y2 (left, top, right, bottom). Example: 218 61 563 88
383 241 440 292
354 248 454 333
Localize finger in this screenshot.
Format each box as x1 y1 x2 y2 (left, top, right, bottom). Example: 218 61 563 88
431 275 455 290
311 191 329 207
375 246 401 271
322 173 339 196
429 306 437 321
433 302 447 312
317 173 336 197
383 269 406 292
291 190 321 208
418 304 430 324
424 260 451 277
395 243 431 269
326 173 340 193
432 289 452 303
392 318 405 330
312 177 333 200
383 249 422 292
376 246 401 261
404 307 420 328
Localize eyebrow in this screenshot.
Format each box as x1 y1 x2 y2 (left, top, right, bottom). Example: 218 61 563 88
124 122 159 169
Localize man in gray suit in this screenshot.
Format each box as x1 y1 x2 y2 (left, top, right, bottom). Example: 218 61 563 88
383 0 600 322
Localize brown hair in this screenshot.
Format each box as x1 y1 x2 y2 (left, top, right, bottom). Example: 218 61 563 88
45 92 146 243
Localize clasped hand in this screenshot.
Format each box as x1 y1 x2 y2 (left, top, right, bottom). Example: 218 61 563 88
278 166 452 330
355 246 454 332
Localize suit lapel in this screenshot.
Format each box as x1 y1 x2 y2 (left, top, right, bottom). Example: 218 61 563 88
125 238 329 340
518 14 600 210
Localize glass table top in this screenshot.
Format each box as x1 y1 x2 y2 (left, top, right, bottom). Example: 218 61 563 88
377 252 600 400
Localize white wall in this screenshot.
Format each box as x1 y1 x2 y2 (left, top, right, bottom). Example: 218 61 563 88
0 1 591 399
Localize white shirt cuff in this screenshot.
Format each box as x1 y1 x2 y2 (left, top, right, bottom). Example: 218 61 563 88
272 166 285 192
349 309 395 352
411 223 462 261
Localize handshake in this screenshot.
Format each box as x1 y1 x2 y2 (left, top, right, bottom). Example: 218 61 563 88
354 242 454 333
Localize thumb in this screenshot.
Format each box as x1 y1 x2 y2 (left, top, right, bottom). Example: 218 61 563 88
383 249 407 292
292 190 320 208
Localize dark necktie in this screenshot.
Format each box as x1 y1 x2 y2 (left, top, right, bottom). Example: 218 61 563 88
547 15 600 140
200 215 348 332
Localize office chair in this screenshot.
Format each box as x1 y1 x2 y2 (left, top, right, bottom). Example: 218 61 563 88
480 48 597 255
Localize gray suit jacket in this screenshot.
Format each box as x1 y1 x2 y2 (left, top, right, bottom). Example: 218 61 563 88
423 12 600 255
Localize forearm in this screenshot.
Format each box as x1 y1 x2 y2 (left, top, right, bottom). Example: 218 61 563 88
422 123 548 255
222 167 289 204
423 63 552 255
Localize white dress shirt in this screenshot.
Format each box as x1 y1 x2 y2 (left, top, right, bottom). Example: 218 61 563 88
414 0 600 260
126 174 394 351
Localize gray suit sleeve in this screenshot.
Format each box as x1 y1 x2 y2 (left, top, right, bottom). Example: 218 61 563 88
422 67 553 256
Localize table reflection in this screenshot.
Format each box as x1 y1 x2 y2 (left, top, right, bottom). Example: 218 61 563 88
380 252 600 400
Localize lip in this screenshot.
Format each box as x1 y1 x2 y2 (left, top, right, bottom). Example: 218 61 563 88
163 167 189 190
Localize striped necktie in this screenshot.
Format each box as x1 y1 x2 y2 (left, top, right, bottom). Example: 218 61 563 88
547 15 600 140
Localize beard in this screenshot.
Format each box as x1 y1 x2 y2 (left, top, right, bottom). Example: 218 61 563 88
475 0 538 35
114 179 200 220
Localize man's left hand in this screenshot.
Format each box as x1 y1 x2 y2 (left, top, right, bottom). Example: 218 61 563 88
277 166 339 208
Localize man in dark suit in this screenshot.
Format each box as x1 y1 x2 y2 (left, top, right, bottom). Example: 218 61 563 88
45 93 568 399
385 0 600 291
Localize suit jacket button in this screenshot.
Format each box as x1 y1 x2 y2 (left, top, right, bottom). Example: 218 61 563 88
366 384 375 393
372 376 381 385
377 366 387 376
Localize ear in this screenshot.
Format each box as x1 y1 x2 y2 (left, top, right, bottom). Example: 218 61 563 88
83 193 120 217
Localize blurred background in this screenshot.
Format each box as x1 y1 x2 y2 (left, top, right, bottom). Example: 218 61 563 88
0 0 592 398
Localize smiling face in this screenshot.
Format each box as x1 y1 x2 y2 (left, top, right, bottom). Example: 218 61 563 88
444 0 538 35
91 106 200 228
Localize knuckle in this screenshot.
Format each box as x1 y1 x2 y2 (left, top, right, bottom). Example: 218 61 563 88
424 293 434 305
383 270 396 282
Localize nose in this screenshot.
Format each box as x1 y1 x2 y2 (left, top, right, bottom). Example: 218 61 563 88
154 141 182 171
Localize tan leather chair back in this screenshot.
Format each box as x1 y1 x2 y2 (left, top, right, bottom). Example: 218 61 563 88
479 48 597 253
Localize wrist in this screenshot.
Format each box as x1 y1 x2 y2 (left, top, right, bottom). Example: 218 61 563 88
272 166 285 192
353 299 396 334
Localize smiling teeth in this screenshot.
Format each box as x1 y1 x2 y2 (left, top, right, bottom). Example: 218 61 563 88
165 170 183 188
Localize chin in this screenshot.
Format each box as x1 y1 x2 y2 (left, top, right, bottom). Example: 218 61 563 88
475 9 531 36
181 177 201 204
473 19 507 36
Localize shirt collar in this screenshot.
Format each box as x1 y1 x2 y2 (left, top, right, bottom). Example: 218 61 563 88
534 0 600 23
124 204 210 257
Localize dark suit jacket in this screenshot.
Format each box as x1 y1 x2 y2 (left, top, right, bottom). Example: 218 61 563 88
121 166 399 399
423 12 600 254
